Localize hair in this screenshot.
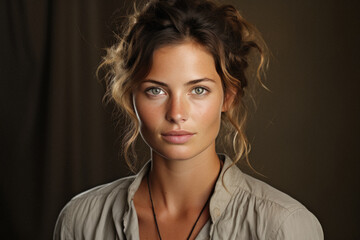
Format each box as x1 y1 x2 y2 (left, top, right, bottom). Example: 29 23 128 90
99 0 268 172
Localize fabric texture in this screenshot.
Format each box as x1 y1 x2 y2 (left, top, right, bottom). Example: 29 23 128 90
54 154 323 239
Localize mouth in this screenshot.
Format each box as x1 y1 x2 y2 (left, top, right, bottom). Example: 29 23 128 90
161 130 195 144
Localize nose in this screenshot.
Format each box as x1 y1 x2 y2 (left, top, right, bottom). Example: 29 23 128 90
165 95 189 124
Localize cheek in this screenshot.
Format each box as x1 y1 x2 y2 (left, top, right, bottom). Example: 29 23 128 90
134 97 163 132
193 97 223 127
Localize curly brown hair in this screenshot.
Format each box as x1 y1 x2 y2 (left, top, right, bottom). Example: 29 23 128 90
99 0 268 172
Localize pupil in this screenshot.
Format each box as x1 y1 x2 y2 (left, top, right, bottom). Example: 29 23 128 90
196 88 203 94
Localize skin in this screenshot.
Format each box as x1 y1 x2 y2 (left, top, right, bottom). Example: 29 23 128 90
133 41 234 240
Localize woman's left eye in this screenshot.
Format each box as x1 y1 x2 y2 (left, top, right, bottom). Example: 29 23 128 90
192 87 208 95
145 87 165 96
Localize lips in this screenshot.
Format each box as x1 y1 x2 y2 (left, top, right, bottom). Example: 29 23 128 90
161 130 195 144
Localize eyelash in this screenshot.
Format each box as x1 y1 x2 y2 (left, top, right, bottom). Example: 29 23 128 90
191 87 209 95
145 87 165 96
144 86 210 97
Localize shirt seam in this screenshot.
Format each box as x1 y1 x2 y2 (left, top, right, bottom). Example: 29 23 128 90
235 184 302 212
63 201 74 240
72 177 135 201
269 207 306 240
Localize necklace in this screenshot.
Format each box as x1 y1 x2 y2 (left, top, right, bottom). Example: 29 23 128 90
146 166 221 240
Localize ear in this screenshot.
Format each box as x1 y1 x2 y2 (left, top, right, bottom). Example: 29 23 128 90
222 88 237 112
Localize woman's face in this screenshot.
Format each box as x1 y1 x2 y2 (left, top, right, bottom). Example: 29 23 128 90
133 42 229 161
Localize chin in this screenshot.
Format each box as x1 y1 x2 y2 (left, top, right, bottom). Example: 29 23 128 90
153 145 200 161
153 142 211 161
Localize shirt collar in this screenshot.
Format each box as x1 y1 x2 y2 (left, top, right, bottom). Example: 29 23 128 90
126 162 151 205
120 154 243 231
209 154 244 223
117 162 151 239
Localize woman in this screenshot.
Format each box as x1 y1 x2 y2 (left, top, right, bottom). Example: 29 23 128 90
54 0 323 239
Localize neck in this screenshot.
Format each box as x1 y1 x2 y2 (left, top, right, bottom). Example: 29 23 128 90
148 149 221 215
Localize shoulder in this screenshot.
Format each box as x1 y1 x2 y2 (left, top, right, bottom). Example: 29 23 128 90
238 172 303 212
53 175 135 239
71 174 134 203
235 172 324 239
213 155 323 239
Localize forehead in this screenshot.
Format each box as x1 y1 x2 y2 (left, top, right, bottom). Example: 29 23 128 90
144 41 221 84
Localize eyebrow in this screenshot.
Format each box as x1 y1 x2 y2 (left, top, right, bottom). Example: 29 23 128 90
142 78 216 87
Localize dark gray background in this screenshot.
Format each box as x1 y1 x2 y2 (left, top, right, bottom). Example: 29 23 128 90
1 0 359 239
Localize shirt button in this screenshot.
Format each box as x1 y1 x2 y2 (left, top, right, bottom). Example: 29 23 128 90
214 207 220 217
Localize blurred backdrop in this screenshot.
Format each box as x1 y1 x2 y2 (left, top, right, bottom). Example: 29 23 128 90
1 0 359 239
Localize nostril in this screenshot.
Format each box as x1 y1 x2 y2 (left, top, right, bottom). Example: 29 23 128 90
166 112 188 123
165 98 188 123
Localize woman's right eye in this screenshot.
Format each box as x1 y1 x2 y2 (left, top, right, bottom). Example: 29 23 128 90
145 87 165 96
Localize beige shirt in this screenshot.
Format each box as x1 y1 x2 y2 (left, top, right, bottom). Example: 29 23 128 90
54 154 323 239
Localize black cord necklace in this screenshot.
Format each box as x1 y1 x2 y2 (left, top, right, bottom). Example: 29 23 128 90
146 166 221 240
